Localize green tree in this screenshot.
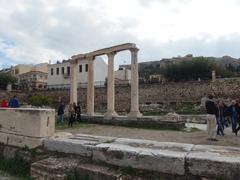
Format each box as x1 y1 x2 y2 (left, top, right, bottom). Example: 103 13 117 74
0 72 17 90
161 57 233 81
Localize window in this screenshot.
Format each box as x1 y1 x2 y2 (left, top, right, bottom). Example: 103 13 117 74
79 65 82 72
61 67 64 74
67 66 70 75
56 68 59 75
51 68 54 75
85 64 88 72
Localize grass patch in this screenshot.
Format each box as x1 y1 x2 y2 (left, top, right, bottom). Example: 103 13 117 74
0 155 31 179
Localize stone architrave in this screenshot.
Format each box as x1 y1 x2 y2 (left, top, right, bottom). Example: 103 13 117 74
104 52 118 119
128 48 142 118
87 57 95 116
70 59 78 104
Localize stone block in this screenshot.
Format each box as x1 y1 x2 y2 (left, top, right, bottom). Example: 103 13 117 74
0 108 55 148
186 145 240 179
92 139 194 175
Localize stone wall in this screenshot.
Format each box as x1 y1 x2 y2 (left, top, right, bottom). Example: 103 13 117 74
1 78 240 113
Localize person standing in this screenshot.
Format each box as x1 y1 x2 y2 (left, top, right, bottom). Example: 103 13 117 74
75 102 82 122
57 102 65 125
216 100 225 136
9 96 19 108
229 100 239 133
205 94 218 141
1 99 8 108
68 103 75 127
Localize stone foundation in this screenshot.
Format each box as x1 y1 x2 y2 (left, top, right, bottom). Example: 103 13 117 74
81 114 185 129
43 134 240 179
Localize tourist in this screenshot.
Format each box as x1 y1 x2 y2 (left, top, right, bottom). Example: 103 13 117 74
205 94 217 141
229 100 239 133
8 96 19 108
75 102 82 122
68 103 75 127
216 100 225 136
57 102 65 125
0 99 8 108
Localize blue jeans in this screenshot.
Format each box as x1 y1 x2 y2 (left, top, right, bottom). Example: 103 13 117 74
217 118 224 135
58 114 64 124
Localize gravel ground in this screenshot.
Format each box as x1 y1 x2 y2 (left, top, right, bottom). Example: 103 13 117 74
57 123 240 147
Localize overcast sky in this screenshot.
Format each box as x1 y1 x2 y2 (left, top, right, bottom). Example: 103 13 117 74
1 0 240 69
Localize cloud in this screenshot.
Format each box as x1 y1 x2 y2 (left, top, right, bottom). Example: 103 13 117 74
0 0 240 68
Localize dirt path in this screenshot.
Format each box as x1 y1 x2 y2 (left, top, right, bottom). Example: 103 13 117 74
57 123 240 147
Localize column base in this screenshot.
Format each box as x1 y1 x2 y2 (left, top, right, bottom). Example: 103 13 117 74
127 111 142 119
104 111 118 119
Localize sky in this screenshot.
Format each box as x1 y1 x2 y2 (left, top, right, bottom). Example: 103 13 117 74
1 0 240 70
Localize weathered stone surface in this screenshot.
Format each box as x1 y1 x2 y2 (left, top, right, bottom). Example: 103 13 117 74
44 135 193 175
0 108 55 148
44 134 116 157
186 145 240 179
93 139 193 175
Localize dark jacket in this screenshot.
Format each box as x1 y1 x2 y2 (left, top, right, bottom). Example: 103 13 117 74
205 100 217 115
57 104 64 115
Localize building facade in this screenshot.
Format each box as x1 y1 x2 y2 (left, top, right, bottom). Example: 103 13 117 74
47 57 107 89
19 71 48 90
11 63 48 84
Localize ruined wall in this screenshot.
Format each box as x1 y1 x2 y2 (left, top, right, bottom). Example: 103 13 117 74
1 79 240 113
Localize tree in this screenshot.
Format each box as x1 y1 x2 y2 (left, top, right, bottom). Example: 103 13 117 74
161 57 233 81
0 72 17 90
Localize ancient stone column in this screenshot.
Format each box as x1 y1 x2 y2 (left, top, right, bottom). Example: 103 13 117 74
128 48 142 118
87 57 95 116
70 59 78 104
104 52 118 119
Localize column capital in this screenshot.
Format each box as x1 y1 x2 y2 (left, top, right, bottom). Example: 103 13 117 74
129 48 139 53
107 51 117 57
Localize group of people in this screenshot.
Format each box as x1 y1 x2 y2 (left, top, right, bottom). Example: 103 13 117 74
57 102 82 127
0 96 20 108
205 94 240 141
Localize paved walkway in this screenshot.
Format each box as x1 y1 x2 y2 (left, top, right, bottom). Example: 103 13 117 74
57 123 240 147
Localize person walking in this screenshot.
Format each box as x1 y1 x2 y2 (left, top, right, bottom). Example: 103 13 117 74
229 100 239 133
68 103 75 127
205 94 218 141
75 102 82 122
57 102 65 125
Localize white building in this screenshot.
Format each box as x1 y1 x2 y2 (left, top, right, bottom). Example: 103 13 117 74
47 57 107 89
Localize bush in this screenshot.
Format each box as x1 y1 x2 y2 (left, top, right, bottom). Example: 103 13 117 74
161 57 233 81
29 94 53 107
